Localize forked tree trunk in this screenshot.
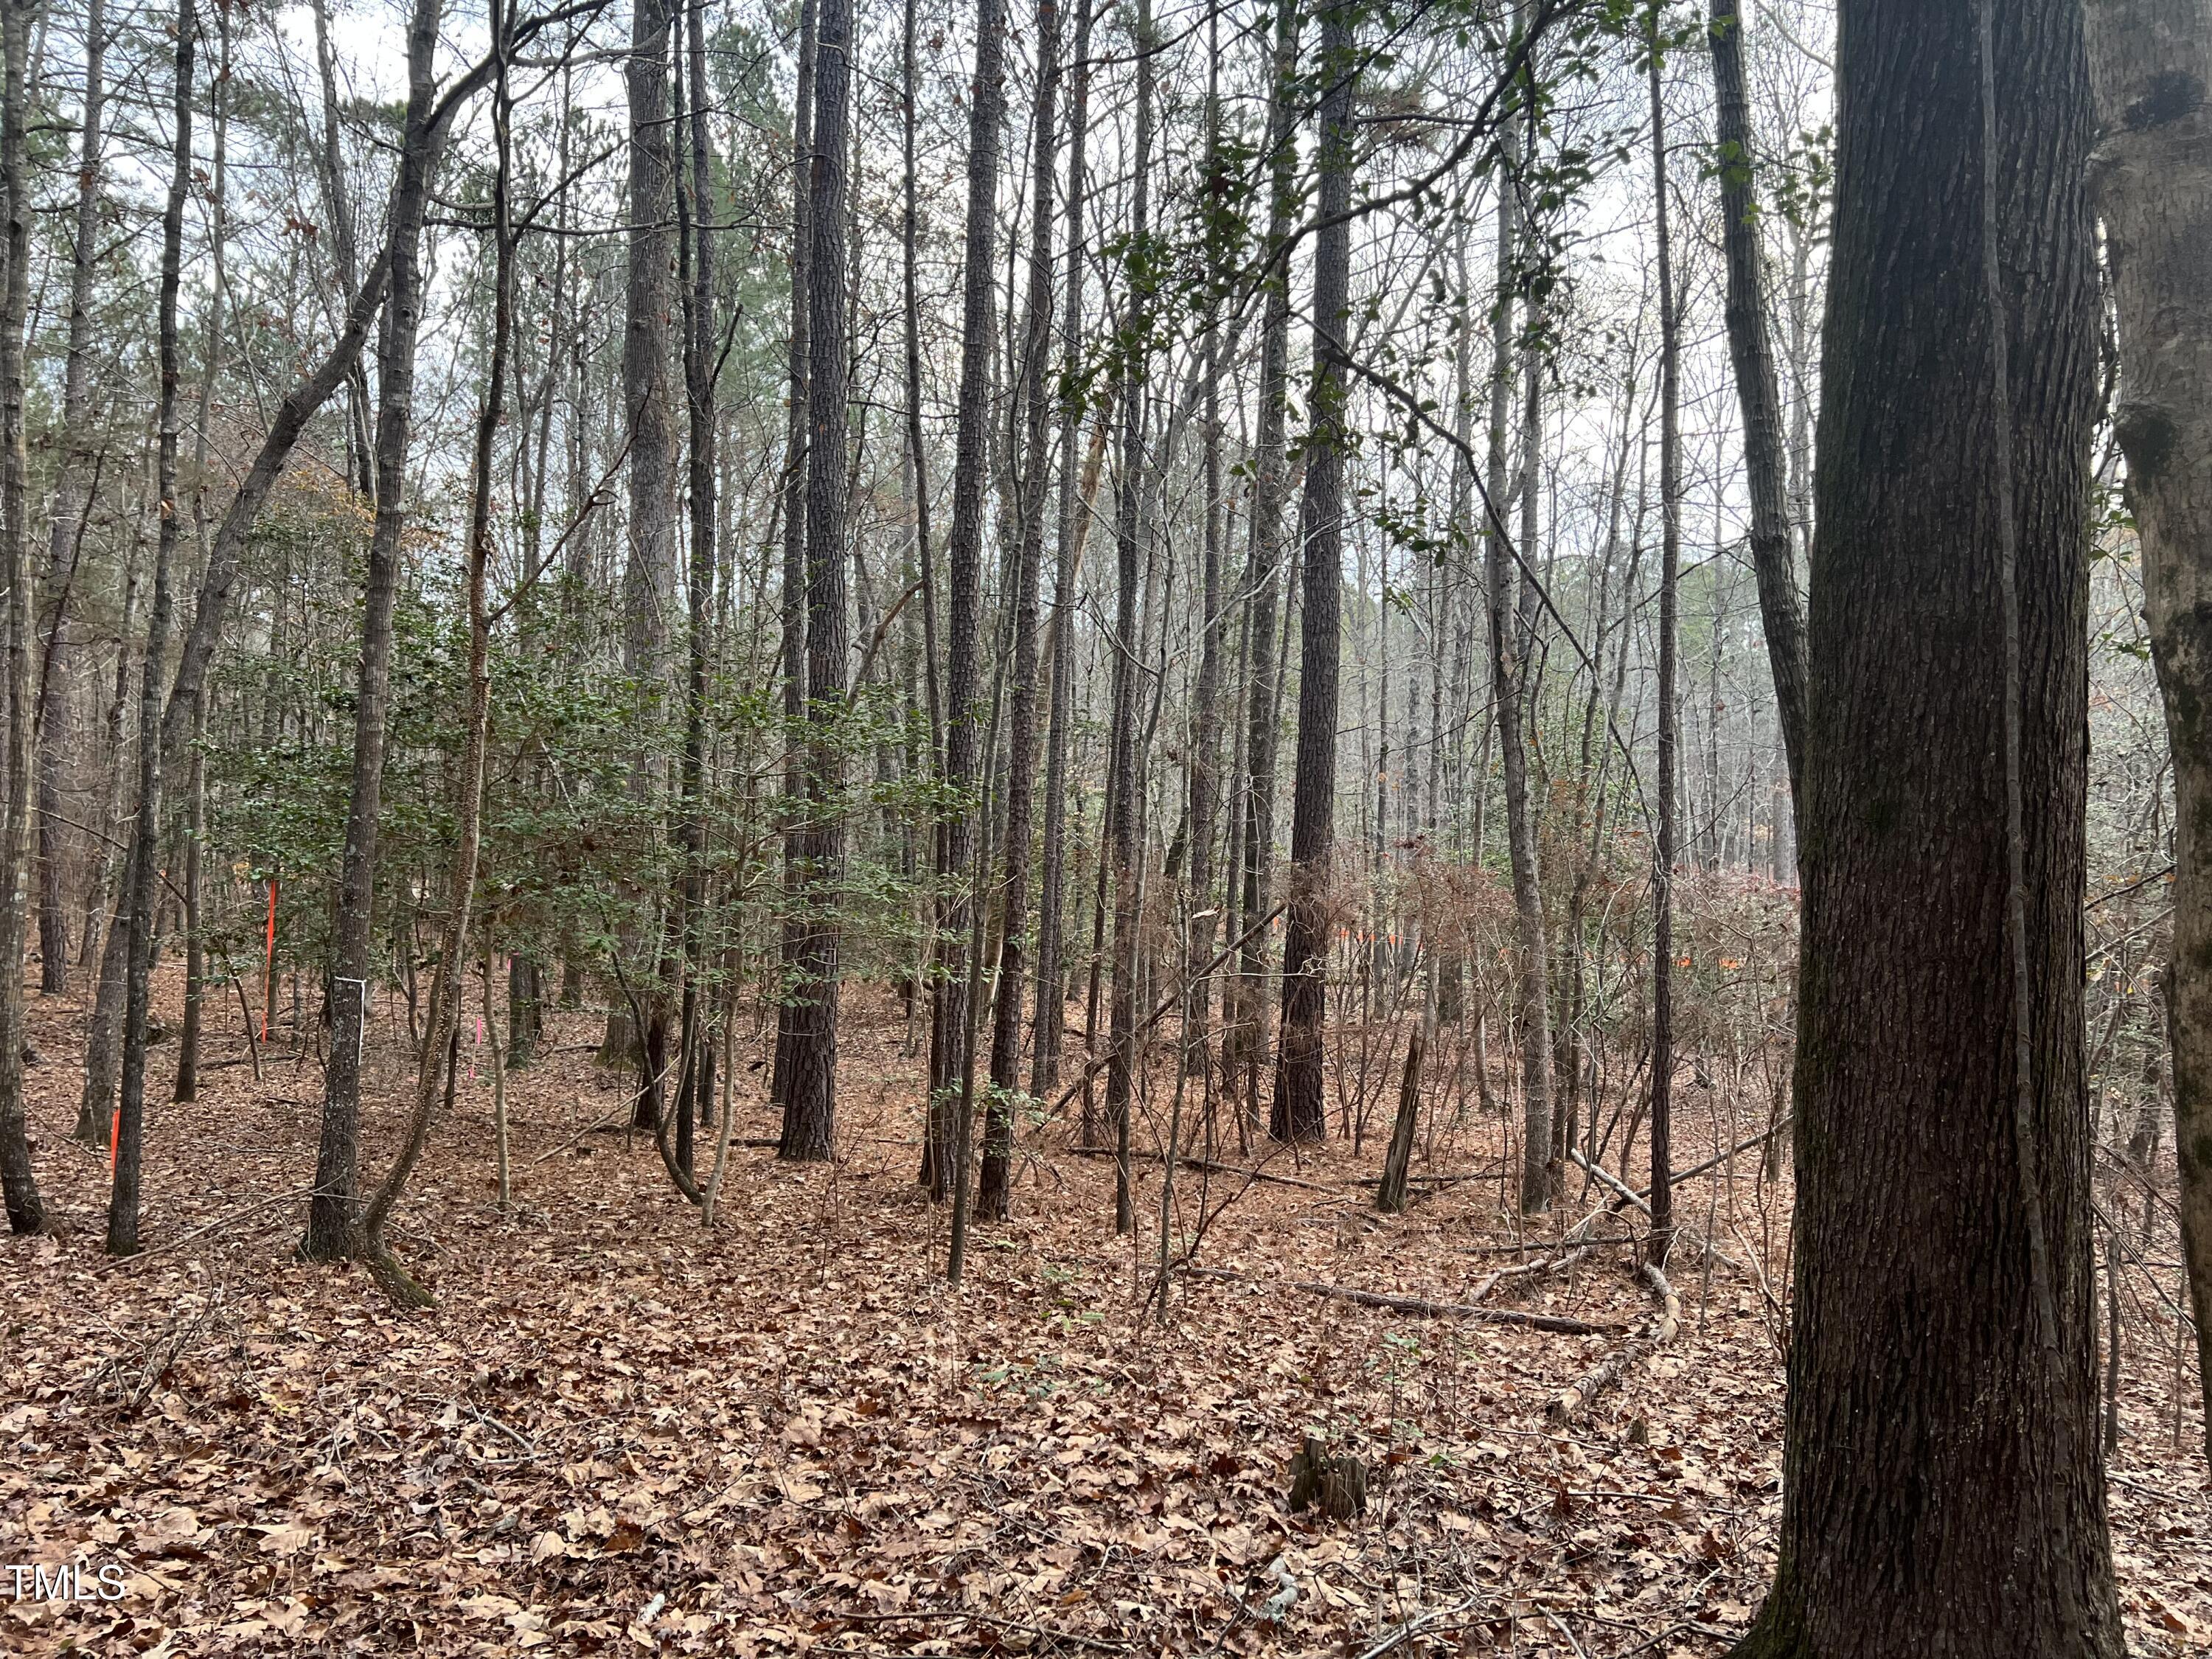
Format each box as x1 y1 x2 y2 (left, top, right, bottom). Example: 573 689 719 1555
1727 1 2124 1650
2081 0 2212 1467
1268 0 1355 1146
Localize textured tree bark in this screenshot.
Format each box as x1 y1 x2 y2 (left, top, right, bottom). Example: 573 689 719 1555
1708 2 1809 806
107 0 193 1258
354 11 517 1301
173 694 205 1102
1727 0 2124 1650
775 0 854 1162
671 0 718 1189
1228 0 1298 1110
612 0 676 1113
620 0 676 734
0 0 45 1234
1268 0 1355 1146
1646 18 1680 1265
1102 0 1157 1225
304 0 445 1264
2081 0 2212 1465
768 0 816 1121
918 0 1008 1194
1029 0 1094 1105
981 0 1060 1222
1487 111 1552 1213
1182 11 1227 1079
34 0 105 996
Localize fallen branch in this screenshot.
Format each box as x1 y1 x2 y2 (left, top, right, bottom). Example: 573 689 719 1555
1067 1144 1338 1194
95 1187 314 1276
1472 1244 1593 1304
1568 1149 1745 1272
1356 1595 1481 1659
1549 1260 1681 1422
1636 1119 1790 1195
1184 1265 1624 1335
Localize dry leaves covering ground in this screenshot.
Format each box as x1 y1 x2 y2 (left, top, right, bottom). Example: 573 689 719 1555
3 972 2208 1656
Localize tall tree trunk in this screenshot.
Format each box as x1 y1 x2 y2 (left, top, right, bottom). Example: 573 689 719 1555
1708 1 1808 807
980 0 1060 1221
615 0 678 1110
1489 104 1553 1213
768 0 817 1117
775 0 855 1161
2081 0 2212 1467
1727 0 2124 1650
1231 0 1299 1100
1029 0 1094 1103
353 1 518 1301
303 0 445 1264
173 693 204 1101
0 0 45 1234
1183 10 1227 1076
1102 0 1158 1228
922 0 1010 1195
1646 15 1680 1266
106 0 194 1258
1268 0 1356 1145
672 0 719 1187
35 0 106 995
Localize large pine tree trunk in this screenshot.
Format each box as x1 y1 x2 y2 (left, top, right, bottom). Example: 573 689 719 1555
1267 0 1355 1146
1728 0 2124 1649
2082 0 2212 1464
775 0 854 1161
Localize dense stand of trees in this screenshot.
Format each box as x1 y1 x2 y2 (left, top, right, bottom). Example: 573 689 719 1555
0 0 2205 1646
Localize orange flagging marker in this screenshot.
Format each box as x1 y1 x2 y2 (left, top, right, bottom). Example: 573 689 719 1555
262 877 278 1043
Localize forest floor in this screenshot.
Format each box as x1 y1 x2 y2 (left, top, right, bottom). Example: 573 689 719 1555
2 970 2208 1657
